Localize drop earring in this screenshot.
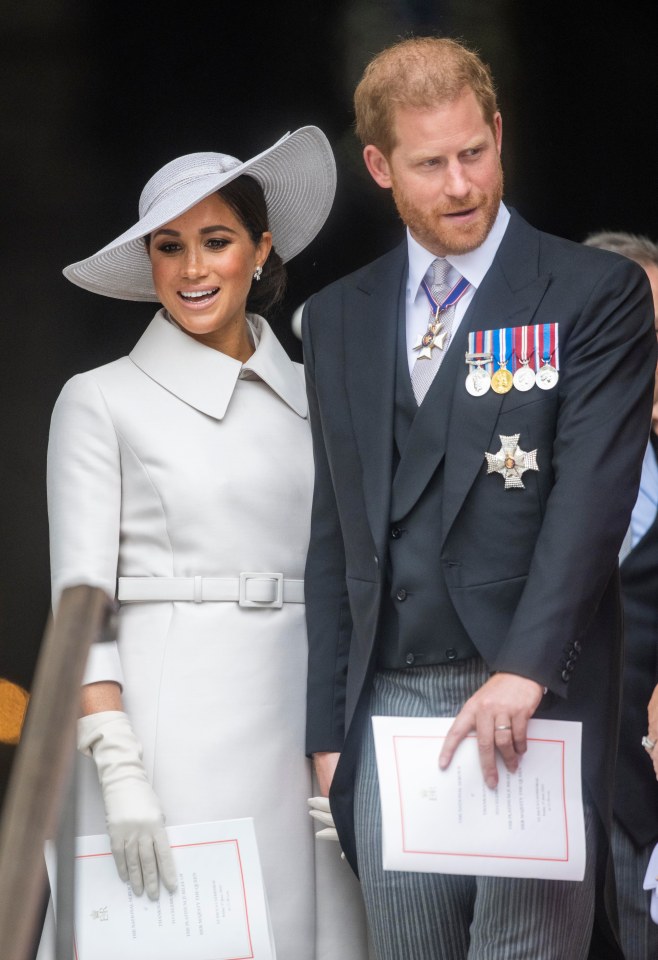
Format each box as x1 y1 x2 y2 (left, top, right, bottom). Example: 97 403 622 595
253 266 263 282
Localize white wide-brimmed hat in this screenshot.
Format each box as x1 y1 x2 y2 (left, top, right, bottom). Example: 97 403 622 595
63 125 336 301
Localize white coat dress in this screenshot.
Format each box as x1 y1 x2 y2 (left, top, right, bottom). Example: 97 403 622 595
46 310 370 959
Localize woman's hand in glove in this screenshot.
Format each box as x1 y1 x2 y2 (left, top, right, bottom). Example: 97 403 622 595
307 795 339 842
78 711 177 900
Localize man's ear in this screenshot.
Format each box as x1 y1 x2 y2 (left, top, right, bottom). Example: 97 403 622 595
493 112 503 156
363 145 393 189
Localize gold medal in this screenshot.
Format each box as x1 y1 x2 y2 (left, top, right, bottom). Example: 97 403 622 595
492 328 513 394
491 367 513 394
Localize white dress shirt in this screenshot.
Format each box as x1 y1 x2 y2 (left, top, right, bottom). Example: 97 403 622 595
405 203 511 373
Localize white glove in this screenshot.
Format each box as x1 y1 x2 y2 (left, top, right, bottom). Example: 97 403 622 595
308 796 339 842
643 842 658 924
78 710 177 900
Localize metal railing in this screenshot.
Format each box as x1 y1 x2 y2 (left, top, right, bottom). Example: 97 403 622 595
0 585 115 960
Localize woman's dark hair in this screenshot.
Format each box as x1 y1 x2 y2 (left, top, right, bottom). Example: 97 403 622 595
218 174 287 315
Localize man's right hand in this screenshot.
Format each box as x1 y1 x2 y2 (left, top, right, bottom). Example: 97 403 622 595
439 672 544 789
312 751 340 797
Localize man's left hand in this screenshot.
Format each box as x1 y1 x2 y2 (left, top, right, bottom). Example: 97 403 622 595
438 672 544 789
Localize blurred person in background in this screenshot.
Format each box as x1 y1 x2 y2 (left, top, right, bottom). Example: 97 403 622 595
584 230 658 960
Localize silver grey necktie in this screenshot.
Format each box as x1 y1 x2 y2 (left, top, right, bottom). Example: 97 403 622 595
410 258 457 404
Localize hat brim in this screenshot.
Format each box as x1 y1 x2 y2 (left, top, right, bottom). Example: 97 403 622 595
63 126 336 301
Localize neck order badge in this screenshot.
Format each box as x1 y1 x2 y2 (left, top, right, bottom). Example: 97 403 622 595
411 259 470 404
413 269 471 360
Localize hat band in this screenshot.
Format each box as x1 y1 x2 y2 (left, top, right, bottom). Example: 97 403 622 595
139 158 242 218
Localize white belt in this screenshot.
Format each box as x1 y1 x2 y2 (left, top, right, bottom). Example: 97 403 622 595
117 573 304 608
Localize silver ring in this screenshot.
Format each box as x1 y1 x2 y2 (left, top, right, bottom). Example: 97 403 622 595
495 724 512 731
642 735 656 752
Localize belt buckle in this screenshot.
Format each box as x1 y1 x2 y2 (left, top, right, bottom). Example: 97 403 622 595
239 572 284 608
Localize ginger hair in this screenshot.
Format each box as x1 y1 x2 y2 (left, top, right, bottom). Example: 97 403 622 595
354 36 498 156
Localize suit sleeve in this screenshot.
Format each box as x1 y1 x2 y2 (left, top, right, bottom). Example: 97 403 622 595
302 296 353 754
493 257 656 692
47 373 124 686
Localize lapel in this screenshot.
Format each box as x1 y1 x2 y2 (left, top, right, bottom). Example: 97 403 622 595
344 242 407 553
388 211 552 527
130 309 307 420
441 211 552 541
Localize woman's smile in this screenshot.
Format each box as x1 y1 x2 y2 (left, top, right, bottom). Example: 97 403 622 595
148 192 271 358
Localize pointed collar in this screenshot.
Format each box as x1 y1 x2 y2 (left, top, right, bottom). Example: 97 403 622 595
129 309 307 420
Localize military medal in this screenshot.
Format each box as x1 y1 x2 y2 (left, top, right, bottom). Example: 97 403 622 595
536 361 559 390
465 331 494 398
534 323 560 390
513 364 535 390
513 326 536 391
466 368 490 396
465 353 493 396
491 329 513 393
485 433 539 489
469 322 559 396
491 367 513 393
413 273 471 361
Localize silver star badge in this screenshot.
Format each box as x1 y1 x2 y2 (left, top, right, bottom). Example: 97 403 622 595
485 434 539 489
413 321 447 359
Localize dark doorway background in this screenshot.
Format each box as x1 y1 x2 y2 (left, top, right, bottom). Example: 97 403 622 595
1 0 657 805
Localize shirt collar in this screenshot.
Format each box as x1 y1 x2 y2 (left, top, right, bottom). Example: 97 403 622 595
406 203 511 300
129 309 307 421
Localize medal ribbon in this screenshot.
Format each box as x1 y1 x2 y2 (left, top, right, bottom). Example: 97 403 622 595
493 327 513 370
512 325 534 373
421 274 471 316
469 323 559 380
533 322 560 371
484 329 493 373
467 329 494 374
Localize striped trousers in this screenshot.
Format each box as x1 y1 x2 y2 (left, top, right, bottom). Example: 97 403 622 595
610 817 658 960
354 660 597 960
